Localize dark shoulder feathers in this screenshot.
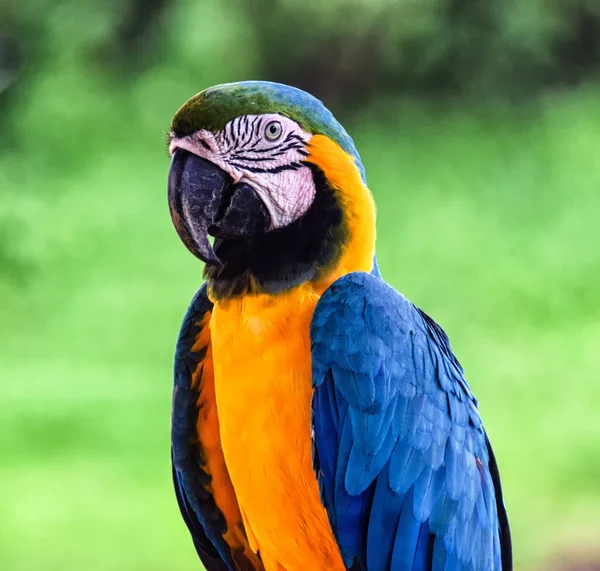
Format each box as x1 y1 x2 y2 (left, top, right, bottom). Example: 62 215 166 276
171 285 232 570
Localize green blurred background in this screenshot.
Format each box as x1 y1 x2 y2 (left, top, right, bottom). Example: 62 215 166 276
1 0 599 569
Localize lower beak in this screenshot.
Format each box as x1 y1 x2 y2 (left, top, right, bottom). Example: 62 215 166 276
168 149 271 266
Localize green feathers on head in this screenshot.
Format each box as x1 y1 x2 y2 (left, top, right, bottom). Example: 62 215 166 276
171 81 364 179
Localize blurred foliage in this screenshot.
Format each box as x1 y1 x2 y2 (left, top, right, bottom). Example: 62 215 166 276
242 0 600 104
1 1 599 570
2 0 600 114
546 549 600 571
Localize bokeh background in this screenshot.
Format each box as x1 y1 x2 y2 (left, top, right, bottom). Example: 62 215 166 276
1 0 600 569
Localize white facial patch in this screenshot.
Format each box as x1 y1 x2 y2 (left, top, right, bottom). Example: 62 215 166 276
169 114 316 228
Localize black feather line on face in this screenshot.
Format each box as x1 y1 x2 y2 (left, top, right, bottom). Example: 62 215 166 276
205 165 348 299
270 143 306 156
240 116 253 147
228 141 305 162
236 118 250 149
225 162 304 174
230 152 279 162
222 123 233 150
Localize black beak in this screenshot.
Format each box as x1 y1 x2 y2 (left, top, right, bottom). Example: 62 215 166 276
168 149 271 266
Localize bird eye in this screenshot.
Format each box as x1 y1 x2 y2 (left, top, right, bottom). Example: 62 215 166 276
264 120 283 141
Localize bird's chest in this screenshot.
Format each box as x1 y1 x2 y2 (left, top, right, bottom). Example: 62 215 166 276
209 290 345 571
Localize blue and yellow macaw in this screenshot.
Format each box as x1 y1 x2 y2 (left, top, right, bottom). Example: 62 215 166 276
167 81 512 571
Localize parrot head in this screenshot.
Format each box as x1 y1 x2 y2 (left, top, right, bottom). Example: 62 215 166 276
168 81 376 297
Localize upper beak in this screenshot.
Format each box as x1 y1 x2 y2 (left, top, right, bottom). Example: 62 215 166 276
168 149 271 266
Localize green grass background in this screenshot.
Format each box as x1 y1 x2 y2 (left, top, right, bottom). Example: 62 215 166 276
1 66 599 569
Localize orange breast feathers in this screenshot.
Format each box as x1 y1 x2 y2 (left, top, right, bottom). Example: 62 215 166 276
205 136 376 570
209 289 345 571
191 312 264 570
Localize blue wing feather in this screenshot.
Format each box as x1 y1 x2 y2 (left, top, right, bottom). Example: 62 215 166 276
310 272 512 571
171 285 233 571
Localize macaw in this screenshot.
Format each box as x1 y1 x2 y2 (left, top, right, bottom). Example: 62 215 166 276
167 81 512 571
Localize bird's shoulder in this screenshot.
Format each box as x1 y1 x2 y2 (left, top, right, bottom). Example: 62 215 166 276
311 271 477 415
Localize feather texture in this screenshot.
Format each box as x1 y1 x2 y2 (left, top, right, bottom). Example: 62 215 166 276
171 285 264 571
310 272 512 571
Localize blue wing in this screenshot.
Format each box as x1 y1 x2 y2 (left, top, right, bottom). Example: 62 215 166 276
310 272 512 571
171 285 232 571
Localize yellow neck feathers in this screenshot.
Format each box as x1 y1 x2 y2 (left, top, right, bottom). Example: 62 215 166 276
306 134 376 290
